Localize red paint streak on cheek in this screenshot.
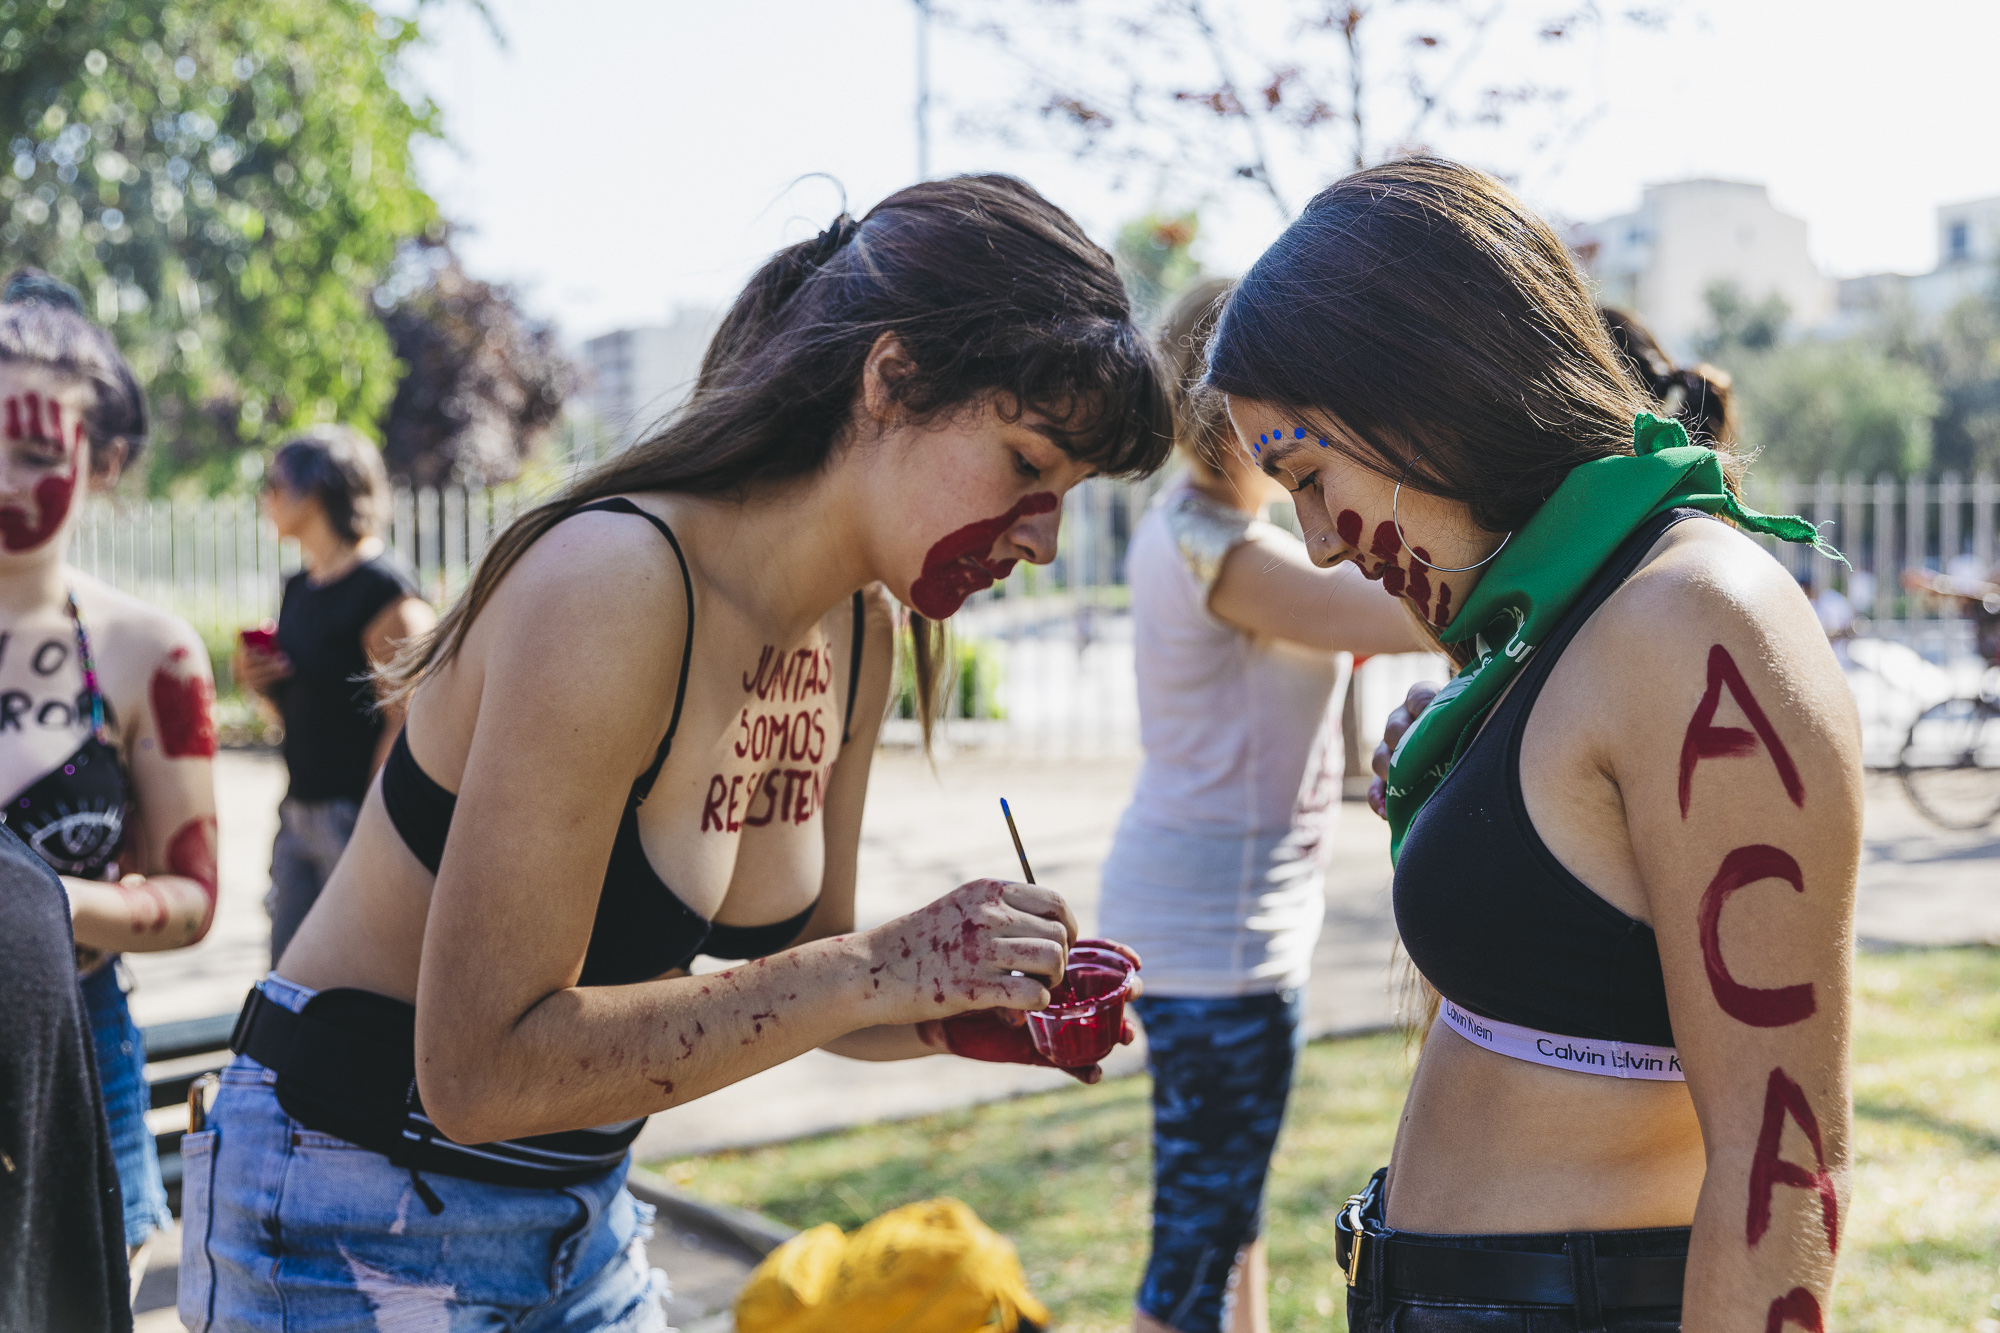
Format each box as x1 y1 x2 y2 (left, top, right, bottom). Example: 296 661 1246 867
1747 1066 1839 1254
1335 509 1363 547
1368 521 1403 560
3 397 20 439
151 651 219 758
0 467 77 552
1698 844 1816 1027
1432 582 1452 627
1763 1288 1824 1332
908 492 1058 619
1678 643 1806 817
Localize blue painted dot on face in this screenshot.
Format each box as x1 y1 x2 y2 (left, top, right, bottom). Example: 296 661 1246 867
1294 427 1306 439
1319 438 1330 447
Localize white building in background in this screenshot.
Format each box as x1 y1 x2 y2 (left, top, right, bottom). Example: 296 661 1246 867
1568 179 1833 359
1830 195 2000 334
582 305 721 447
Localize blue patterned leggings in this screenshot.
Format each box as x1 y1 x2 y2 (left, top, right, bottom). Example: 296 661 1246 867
1134 989 1303 1333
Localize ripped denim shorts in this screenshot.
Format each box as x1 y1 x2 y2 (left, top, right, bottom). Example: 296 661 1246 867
178 982 670 1332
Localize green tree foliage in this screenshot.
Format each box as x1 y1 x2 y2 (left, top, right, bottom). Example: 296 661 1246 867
0 0 439 491
1922 283 2000 476
1114 212 1201 327
1695 281 1790 358
378 238 578 486
1731 339 1941 479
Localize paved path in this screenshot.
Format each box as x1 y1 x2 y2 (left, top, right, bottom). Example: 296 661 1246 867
127 749 1997 1326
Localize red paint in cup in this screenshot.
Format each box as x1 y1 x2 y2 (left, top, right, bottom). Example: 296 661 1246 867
239 626 278 654
1027 946 1135 1067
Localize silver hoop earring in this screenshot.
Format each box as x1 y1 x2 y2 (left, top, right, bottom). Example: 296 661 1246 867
1392 459 1513 573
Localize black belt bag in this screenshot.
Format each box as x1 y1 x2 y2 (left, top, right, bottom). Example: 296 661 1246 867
229 985 644 1202
1334 1168 1688 1310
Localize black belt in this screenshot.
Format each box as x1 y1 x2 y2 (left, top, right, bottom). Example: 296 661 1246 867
230 985 644 1200
1334 1171 1687 1309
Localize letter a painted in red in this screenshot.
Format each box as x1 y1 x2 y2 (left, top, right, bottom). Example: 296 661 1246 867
1747 1068 1839 1254
1679 644 1805 817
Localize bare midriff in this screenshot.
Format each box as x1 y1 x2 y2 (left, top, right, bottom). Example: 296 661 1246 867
1384 1019 1706 1234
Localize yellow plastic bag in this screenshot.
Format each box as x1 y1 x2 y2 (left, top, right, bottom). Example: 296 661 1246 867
734 1197 1050 1333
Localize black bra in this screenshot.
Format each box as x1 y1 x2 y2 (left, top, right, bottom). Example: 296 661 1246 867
1393 508 1706 1048
380 497 867 987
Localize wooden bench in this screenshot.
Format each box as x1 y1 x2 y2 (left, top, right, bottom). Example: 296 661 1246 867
141 1011 237 1214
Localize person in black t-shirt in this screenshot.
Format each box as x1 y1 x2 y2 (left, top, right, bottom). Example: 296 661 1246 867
0 820 132 1333
234 427 433 964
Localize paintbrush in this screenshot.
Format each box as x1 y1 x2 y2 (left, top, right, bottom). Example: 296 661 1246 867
999 797 1036 885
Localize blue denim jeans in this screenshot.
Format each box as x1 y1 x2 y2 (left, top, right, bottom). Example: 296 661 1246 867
1133 988 1305 1333
268 797 361 966
80 959 174 1249
178 979 670 1332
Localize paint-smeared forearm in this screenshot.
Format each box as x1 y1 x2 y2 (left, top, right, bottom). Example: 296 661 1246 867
1672 641 1850 1327
416 879 1069 1144
65 859 216 952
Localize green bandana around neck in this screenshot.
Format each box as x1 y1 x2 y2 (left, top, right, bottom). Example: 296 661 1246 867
1382 412 1842 863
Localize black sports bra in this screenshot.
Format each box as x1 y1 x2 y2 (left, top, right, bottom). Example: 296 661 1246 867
380 498 867 987
1393 508 1705 1048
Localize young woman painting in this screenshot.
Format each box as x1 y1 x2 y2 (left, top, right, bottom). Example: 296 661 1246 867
1102 279 1421 1333
0 270 221 1277
181 175 1172 1331
1206 159 1860 1331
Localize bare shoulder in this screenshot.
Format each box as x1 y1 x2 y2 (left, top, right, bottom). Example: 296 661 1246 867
70 572 207 670
1590 518 1857 750
476 500 693 652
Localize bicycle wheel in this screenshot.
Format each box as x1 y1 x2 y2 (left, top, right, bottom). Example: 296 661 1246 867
1899 696 2000 830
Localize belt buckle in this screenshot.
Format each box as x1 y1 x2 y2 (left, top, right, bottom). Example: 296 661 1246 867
1342 1194 1368 1288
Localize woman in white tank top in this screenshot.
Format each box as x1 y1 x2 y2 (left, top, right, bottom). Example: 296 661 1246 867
1102 281 1421 1333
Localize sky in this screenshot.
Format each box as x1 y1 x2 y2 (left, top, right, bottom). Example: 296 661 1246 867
404 0 2000 348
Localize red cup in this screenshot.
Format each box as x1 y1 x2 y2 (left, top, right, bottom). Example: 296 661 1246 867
1027 945 1135 1067
239 626 278 654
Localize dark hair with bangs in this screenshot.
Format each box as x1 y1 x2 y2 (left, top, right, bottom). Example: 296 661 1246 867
1206 156 1744 540
384 174 1171 737
0 268 148 469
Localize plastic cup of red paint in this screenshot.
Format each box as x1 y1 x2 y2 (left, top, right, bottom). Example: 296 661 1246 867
1027 945 1135 1067
238 625 278 654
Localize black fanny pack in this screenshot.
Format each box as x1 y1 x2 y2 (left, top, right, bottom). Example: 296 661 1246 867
229 985 644 1204
1335 1167 1689 1311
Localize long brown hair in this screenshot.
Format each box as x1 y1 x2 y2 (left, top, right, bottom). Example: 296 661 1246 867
1206 157 1746 540
384 176 1173 742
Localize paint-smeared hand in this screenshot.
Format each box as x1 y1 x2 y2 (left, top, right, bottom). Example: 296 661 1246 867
859 877 1075 1025
1370 681 1440 819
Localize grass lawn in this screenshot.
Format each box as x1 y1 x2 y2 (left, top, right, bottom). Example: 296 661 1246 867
652 947 2000 1332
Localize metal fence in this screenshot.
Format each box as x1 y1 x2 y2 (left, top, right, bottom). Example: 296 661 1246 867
70 472 1999 757
1758 471 1999 620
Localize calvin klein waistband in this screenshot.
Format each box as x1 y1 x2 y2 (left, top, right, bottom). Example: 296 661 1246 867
1437 999 1684 1081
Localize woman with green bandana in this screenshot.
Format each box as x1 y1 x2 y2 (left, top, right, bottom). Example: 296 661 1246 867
1206 157 1861 1332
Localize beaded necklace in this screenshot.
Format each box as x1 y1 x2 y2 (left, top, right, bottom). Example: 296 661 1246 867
64 589 108 742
